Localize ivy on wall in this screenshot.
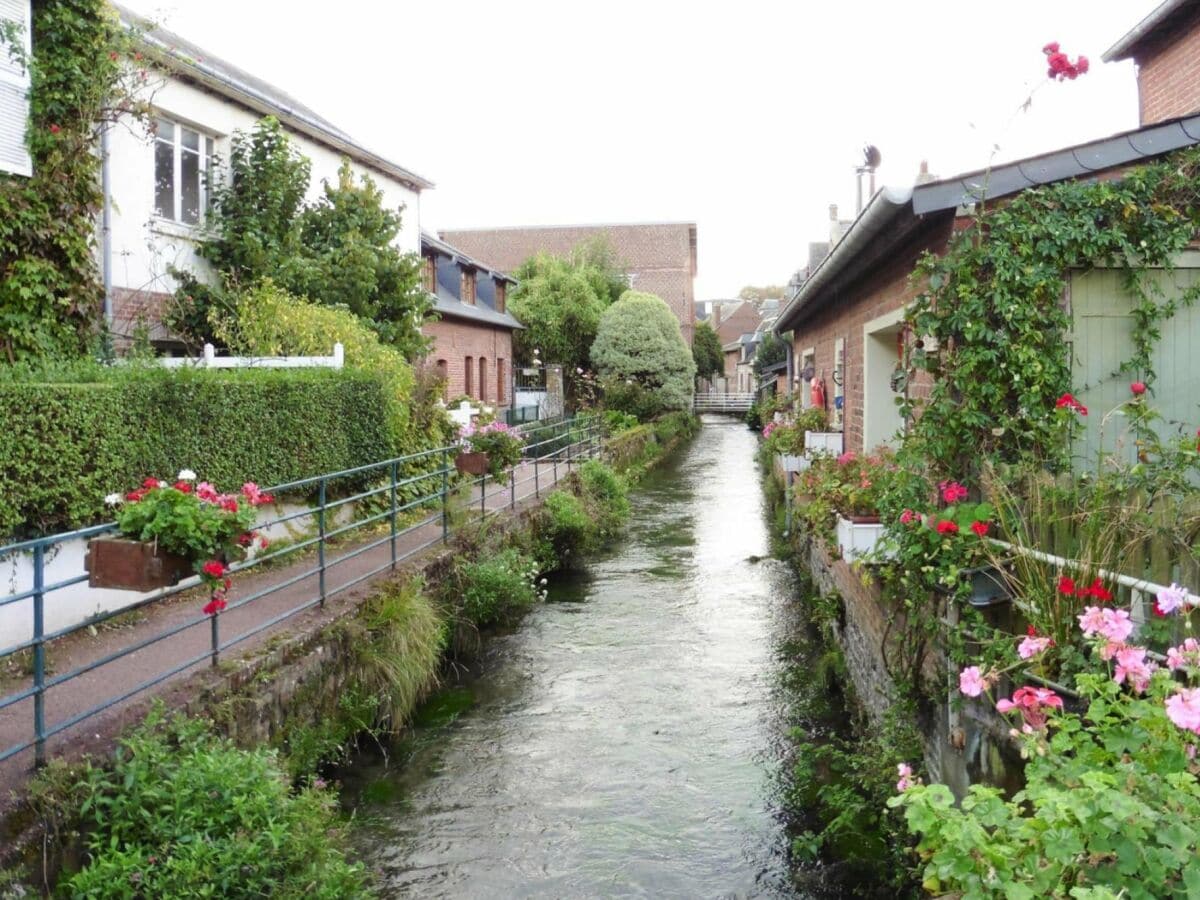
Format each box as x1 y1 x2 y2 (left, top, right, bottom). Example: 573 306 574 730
902 146 1200 479
0 0 148 363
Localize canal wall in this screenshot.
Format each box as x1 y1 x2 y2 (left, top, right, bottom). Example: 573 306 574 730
775 470 1023 799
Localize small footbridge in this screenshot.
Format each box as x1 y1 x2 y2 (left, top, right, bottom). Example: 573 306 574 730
693 392 755 413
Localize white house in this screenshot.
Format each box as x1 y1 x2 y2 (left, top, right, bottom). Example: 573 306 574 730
104 6 432 345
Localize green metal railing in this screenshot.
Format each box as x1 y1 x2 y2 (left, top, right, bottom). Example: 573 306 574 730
0 416 603 769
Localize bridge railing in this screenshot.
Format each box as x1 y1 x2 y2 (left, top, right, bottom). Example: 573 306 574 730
694 392 757 411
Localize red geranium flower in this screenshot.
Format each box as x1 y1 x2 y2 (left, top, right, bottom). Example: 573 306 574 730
202 595 227 616
142 477 161 489
173 481 193 493
1057 575 1076 596
936 520 959 535
971 521 989 537
125 489 146 502
201 560 226 578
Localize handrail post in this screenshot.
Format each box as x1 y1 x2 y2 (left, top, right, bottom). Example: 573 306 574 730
317 477 327 608
479 474 486 519
390 460 399 569
441 448 450 543
32 544 45 767
210 611 220 668
566 422 573 469
534 449 540 498
510 465 517 510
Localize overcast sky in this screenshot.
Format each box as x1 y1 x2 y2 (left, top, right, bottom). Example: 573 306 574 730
122 0 1157 300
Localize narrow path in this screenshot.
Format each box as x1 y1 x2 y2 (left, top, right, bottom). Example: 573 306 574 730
0 458 581 809
343 420 804 898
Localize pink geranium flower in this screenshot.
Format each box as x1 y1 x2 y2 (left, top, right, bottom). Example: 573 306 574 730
895 762 917 792
1077 606 1133 644
1113 645 1154 694
1018 635 1052 660
1156 583 1192 616
959 666 988 697
1167 688 1200 735
996 686 1063 730
938 481 969 504
1167 638 1200 671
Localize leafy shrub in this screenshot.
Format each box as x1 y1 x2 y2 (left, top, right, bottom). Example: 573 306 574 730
603 409 639 433
0 367 393 537
579 459 630 525
538 490 593 566
209 279 453 455
60 712 369 899
601 377 667 421
592 291 696 413
652 411 699 445
453 547 540 628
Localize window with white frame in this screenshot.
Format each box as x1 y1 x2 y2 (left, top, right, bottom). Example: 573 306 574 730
153 117 214 226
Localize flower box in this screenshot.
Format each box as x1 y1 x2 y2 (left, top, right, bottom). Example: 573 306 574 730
454 451 490 477
804 431 844 457
779 453 810 473
84 537 195 592
836 515 890 562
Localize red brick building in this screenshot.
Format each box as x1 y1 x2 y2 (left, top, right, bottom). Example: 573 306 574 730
438 223 698 344
777 27 1200 454
420 234 522 408
1104 0 1200 126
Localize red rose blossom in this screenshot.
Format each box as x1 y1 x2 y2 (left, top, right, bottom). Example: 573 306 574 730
202 596 227 616
1130 381 1146 396
201 560 226 578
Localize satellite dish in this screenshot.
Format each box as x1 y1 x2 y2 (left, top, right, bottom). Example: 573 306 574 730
862 144 882 170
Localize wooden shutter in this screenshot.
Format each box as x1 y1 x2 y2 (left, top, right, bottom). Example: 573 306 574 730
0 0 32 177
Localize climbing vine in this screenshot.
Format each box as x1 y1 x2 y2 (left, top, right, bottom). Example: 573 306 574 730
902 146 1200 479
0 0 151 363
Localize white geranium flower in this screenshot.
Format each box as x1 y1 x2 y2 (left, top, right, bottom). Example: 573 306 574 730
177 469 197 481
104 493 123 506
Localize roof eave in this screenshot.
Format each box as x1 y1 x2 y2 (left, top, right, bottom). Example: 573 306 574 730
1103 0 1195 62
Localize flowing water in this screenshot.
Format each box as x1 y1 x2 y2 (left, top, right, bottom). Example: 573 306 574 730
342 418 814 898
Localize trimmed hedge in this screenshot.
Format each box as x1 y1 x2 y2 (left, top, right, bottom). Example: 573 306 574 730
1 368 393 537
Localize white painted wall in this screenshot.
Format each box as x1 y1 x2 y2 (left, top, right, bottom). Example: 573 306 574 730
105 72 422 299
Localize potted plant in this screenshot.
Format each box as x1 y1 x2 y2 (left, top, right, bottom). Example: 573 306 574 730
830 451 896 561
456 421 525 481
763 421 809 472
88 472 274 614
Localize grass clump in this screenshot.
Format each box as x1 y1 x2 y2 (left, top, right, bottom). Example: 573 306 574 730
58 709 370 899
454 547 541 629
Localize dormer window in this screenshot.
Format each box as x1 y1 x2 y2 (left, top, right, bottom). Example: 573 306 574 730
461 270 476 305
424 255 437 293
496 281 506 314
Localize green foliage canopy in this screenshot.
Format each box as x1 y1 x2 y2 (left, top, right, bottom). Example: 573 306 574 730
509 253 609 371
752 331 787 376
692 320 724 380
591 290 696 413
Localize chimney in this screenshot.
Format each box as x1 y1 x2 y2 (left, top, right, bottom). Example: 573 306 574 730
712 303 722 330
915 160 937 185
828 203 839 223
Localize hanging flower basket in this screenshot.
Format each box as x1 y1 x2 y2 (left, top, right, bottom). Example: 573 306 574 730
85 538 194 591
97 473 273 614
454 451 491 477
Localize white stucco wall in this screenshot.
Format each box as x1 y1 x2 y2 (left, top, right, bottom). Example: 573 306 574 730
105 72 422 298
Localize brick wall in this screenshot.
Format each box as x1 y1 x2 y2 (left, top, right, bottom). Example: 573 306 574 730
1135 10 1200 124
423 317 515 407
110 287 178 348
789 224 952 454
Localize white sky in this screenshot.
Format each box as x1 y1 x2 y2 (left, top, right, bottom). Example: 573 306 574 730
121 0 1158 299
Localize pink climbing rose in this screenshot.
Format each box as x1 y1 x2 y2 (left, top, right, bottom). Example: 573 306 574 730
895 763 916 792
939 481 969 504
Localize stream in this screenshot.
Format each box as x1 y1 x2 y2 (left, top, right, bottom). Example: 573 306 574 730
341 418 821 898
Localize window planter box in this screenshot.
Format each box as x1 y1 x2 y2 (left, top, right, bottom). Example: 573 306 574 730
84 538 194 592
778 453 810 473
836 515 890 562
454 451 490 477
804 431 844 457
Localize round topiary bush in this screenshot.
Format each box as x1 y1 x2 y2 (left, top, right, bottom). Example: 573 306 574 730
591 290 696 417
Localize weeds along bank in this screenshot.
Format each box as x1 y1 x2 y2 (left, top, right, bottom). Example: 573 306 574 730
0 416 697 897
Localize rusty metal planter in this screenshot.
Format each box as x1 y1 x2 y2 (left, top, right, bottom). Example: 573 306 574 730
84 537 194 591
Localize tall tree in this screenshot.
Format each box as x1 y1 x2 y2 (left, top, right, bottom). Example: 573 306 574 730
592 290 696 413
737 285 787 303
692 320 723 380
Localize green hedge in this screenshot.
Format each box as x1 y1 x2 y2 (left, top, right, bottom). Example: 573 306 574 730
0 368 393 538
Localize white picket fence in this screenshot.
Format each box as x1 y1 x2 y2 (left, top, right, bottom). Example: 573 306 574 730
157 343 344 369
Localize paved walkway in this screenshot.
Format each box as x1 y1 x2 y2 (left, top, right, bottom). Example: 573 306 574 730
0 454 583 810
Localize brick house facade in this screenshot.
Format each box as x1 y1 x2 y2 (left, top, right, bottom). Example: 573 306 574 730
1105 0 1200 125
421 234 522 407
438 223 698 344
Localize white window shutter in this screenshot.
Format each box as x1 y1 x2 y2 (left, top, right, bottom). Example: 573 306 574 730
0 0 31 177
